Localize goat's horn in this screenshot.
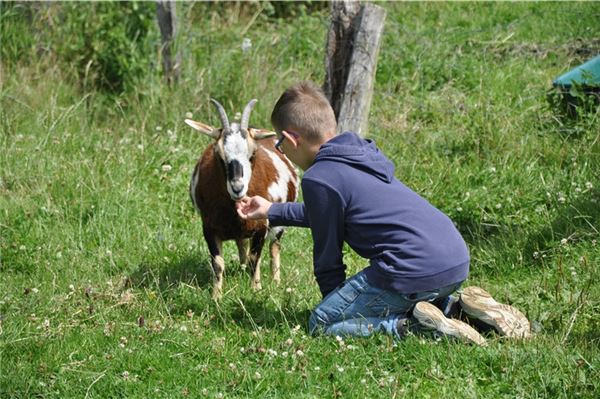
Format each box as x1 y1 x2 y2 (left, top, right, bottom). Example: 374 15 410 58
240 99 257 131
210 98 230 131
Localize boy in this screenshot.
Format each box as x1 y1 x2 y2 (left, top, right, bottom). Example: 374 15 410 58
236 81 530 344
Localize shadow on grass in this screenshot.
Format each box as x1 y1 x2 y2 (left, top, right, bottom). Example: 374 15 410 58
127 252 312 331
226 295 312 332
128 250 266 291
129 253 213 291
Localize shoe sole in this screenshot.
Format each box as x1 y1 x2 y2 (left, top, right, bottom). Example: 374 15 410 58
413 301 487 346
459 286 531 338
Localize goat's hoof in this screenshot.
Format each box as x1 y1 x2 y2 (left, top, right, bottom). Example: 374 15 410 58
251 283 262 291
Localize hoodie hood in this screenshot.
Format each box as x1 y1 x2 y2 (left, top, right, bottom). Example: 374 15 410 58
313 132 395 183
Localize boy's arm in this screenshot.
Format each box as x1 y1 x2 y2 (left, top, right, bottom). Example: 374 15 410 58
236 196 309 227
302 178 346 298
268 202 310 227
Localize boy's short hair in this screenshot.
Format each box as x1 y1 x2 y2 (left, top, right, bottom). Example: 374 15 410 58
271 81 337 143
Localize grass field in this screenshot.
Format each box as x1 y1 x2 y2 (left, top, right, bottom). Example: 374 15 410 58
1 2 599 398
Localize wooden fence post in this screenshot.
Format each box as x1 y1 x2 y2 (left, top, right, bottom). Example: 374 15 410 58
323 1 386 136
156 0 181 84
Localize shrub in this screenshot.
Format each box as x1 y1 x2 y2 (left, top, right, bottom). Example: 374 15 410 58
55 1 157 93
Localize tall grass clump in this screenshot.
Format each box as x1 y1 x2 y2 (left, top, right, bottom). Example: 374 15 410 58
1 1 157 94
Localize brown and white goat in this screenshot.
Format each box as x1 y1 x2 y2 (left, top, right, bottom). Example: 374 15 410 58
185 99 298 298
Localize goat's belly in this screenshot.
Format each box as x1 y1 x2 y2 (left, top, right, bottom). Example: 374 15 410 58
198 203 268 241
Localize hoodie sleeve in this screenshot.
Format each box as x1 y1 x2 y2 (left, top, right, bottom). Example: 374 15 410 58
268 202 309 227
302 178 347 297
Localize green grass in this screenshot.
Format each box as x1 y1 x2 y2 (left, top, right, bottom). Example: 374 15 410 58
1 2 600 398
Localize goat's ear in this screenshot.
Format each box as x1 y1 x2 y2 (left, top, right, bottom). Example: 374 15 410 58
185 119 221 139
249 128 277 140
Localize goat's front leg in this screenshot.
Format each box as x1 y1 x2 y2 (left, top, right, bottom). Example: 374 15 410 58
235 238 249 271
268 227 285 285
248 230 267 290
204 229 224 299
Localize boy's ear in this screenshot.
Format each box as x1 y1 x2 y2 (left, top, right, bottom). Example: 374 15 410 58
184 119 221 139
249 128 277 140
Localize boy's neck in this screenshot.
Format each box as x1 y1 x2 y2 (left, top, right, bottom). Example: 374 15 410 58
298 132 336 171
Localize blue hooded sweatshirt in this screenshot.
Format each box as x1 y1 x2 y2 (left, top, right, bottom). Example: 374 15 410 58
268 132 469 297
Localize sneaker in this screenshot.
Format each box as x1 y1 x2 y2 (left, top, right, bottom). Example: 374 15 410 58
412 301 487 346
459 286 531 338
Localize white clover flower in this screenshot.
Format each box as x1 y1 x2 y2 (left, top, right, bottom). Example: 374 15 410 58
69 284 75 291
585 182 593 190
31 288 39 294
314 366 321 371
185 112 193 119
156 126 162 131
295 349 305 357
266 349 278 357
495 203 502 209
560 238 568 245
254 371 262 379
337 366 345 373
179 325 188 332
285 338 293 346
533 251 539 259
122 371 130 380
242 38 252 53
558 195 566 204
162 164 172 172
361 378 367 384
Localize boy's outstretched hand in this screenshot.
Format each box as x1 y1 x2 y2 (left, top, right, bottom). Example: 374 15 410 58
236 196 272 220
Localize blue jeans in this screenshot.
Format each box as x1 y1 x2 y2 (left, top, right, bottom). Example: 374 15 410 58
308 270 463 339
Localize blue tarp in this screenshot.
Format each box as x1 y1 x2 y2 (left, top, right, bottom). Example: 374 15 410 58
553 55 600 88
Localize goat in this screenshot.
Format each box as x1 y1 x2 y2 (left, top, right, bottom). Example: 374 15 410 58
185 99 298 298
